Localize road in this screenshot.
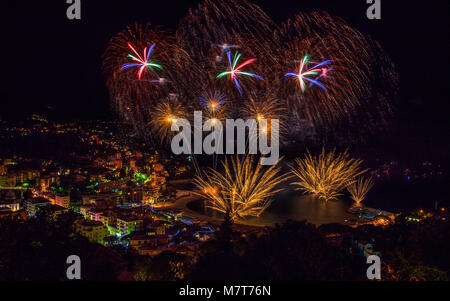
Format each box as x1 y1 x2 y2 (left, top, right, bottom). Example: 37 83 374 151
172 194 225 224
171 192 269 228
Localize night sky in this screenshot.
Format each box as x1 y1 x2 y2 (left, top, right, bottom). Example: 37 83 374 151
1 0 449 161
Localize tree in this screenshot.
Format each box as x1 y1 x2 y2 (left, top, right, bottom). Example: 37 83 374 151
385 252 448 281
188 220 366 281
132 251 187 281
0 215 120 280
216 208 234 251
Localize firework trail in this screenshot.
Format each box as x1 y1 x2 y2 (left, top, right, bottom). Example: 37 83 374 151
121 43 162 80
176 0 275 62
217 51 263 95
347 176 374 206
290 149 368 201
240 91 288 160
199 90 230 169
284 55 332 93
199 90 229 121
194 155 288 221
275 11 397 139
149 96 188 144
103 0 397 151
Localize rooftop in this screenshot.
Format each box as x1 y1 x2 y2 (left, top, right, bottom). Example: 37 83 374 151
73 219 105 227
26 197 51 205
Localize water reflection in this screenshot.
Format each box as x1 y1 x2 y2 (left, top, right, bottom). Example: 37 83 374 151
244 194 354 226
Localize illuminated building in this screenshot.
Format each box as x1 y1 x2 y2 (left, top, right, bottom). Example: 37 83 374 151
26 170 40 181
153 176 167 187
113 160 123 169
79 205 92 218
0 208 27 220
129 234 158 250
98 180 126 193
129 234 170 256
0 176 8 187
40 204 69 220
25 197 51 217
39 178 51 192
129 160 136 170
0 197 20 212
0 165 7 176
131 187 144 203
2 159 15 166
153 163 164 173
5 170 40 187
7 174 18 187
87 209 102 221
97 211 115 228
54 195 70 208
142 185 161 204
83 194 120 207
73 219 110 245
145 221 167 236
94 157 107 167
116 216 143 236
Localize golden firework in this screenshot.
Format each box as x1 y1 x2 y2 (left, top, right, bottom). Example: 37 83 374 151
347 176 374 206
290 149 367 201
241 93 287 143
149 96 188 144
194 155 287 221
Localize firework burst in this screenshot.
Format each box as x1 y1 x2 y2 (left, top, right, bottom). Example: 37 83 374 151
149 97 189 144
217 51 263 95
284 55 332 93
103 23 200 135
276 12 397 138
194 155 287 221
199 90 230 126
104 0 397 147
290 149 367 201
241 92 287 143
121 43 163 80
200 90 228 110
176 0 275 61
347 176 374 206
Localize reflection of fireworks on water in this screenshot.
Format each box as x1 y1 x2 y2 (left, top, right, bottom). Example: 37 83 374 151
347 176 374 206
290 149 368 201
194 155 288 221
